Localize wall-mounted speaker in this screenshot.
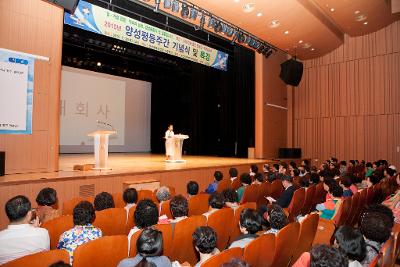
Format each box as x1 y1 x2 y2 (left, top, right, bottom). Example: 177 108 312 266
0 152 5 176
278 148 301 159
48 0 80 14
279 59 303 86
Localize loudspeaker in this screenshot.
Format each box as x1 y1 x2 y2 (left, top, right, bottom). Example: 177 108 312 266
48 0 80 14
0 151 4 176
279 59 303 86
278 148 301 159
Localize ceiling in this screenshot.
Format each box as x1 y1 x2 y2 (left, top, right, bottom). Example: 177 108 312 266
137 0 400 59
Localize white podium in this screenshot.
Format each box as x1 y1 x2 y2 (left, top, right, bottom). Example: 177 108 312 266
165 134 189 163
88 130 116 170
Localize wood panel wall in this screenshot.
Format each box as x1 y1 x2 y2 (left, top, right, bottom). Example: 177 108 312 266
0 0 63 174
290 21 400 166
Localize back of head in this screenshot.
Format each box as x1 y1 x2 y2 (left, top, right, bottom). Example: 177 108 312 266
229 167 238 178
94 192 115 211
49 261 71 267
214 171 223 181
340 176 353 188
36 187 57 207
281 175 293 184
5 195 31 223
310 173 320 184
292 169 300 177
334 226 366 262
265 204 288 230
134 199 159 229
273 164 280 171
156 186 171 202
364 204 394 228
208 192 225 209
360 211 392 243
192 226 217 254
137 228 163 257
73 201 95 226
123 188 138 205
222 188 239 203
250 164 258 173
254 173 264 183
240 173 252 185
221 258 250 267
170 195 188 219
187 181 199 196
134 261 157 267
310 244 347 267
327 180 343 198
240 208 261 234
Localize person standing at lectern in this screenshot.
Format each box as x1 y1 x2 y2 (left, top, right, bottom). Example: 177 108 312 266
165 124 174 160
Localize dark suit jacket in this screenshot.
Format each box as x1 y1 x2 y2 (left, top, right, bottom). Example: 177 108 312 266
276 185 296 208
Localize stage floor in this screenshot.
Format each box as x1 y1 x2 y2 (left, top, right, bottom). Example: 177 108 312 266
0 153 273 185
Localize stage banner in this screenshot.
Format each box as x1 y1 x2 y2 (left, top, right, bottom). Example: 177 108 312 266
0 49 34 134
64 1 229 71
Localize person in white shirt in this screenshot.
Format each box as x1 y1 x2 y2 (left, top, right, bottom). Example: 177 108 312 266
122 188 138 219
165 124 174 160
0 195 50 264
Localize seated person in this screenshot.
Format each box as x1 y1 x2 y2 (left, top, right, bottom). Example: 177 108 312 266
222 189 239 210
192 226 220 267
49 261 70 267
316 180 343 220
221 258 250 267
169 195 189 224
252 173 265 185
266 175 296 208
128 199 159 239
383 174 400 223
187 181 199 198
237 173 252 202
57 201 102 264
123 188 138 214
298 175 310 188
334 226 366 267
365 174 380 188
278 162 289 176
229 208 261 248
205 171 223 194
0 195 50 265
309 172 320 185
339 176 354 197
229 168 238 182
203 192 225 218
360 211 392 266
249 164 258 177
93 192 115 211
156 186 171 203
118 228 172 267
268 164 280 182
36 187 60 223
292 244 348 267
263 204 289 235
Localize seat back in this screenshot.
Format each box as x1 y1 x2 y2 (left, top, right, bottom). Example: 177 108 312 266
333 197 352 227
270 222 300 267
160 200 173 219
241 184 259 204
354 189 367 225
313 183 326 207
201 247 243 267
217 179 231 193
170 215 207 265
347 192 360 227
230 202 257 242
287 188 305 222
62 196 94 215
231 178 242 191
166 186 176 197
300 185 316 215
188 194 210 216
270 180 284 199
244 234 275 267
207 208 234 250
125 206 136 234
138 190 157 202
128 229 143 257
291 213 319 263
366 186 375 205
378 237 394 267
155 224 174 258
256 182 271 207
312 218 335 245
41 215 74 249
93 208 127 235
112 192 125 208
2 249 70 267
73 235 128 267
392 223 400 266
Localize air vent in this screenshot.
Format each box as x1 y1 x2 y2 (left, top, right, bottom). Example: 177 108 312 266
79 184 95 197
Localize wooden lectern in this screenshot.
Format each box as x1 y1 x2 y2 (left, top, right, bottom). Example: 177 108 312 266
165 134 189 163
88 130 116 170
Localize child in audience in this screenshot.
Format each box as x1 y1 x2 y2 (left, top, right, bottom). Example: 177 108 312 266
169 195 189 224
339 176 354 197
334 226 366 267
237 173 252 202
222 188 239 210
252 173 264 185
187 181 199 198
203 192 225 218
36 187 60 223
365 174 380 188
316 180 343 220
263 204 289 235
122 188 138 214
192 226 220 267
93 192 115 211
205 171 223 194
229 208 261 248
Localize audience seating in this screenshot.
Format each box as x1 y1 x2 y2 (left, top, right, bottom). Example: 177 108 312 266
201 247 243 267
244 233 275 267
188 194 210 216
378 237 395 267
73 235 128 267
368 255 379 267
62 196 94 215
216 179 231 193
206 208 234 250
300 184 316 215
270 180 284 199
286 188 305 222
312 218 335 245
128 229 143 256
256 182 271 208
230 202 257 242
312 183 326 208
169 215 207 265
231 178 242 191
41 215 74 249
125 206 136 234
347 192 360 227
2 249 70 267
112 192 125 208
333 197 351 227
166 186 176 197
270 222 300 267
241 184 259 204
155 224 174 258
392 223 400 264
366 186 375 206
291 213 319 264
159 200 173 219
353 189 367 225
93 208 127 236
137 190 157 202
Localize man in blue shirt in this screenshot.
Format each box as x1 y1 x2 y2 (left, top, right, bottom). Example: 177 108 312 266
205 171 223 194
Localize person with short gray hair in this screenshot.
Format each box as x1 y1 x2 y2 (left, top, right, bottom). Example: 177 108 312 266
156 186 171 202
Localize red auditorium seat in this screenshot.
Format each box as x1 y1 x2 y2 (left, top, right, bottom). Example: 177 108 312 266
270 222 300 267
2 249 70 267
207 208 234 250
188 193 210 216
41 215 74 249
93 208 127 235
201 247 243 267
244 234 275 267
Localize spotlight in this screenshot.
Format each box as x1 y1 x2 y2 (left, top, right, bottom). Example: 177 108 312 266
181 3 189 18
171 0 179 12
154 0 161 12
189 7 198 20
164 0 171 8
207 17 216 28
214 21 223 33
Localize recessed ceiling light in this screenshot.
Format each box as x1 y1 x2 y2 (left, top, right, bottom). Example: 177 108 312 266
355 14 367 21
269 19 280 28
256 12 263 17
284 30 289 35
234 0 240 2
363 21 368 25
303 42 312 48
354 10 360 14
97 62 102 66
299 40 303 43
243 3 255 13
330 8 335 12
310 48 315 51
